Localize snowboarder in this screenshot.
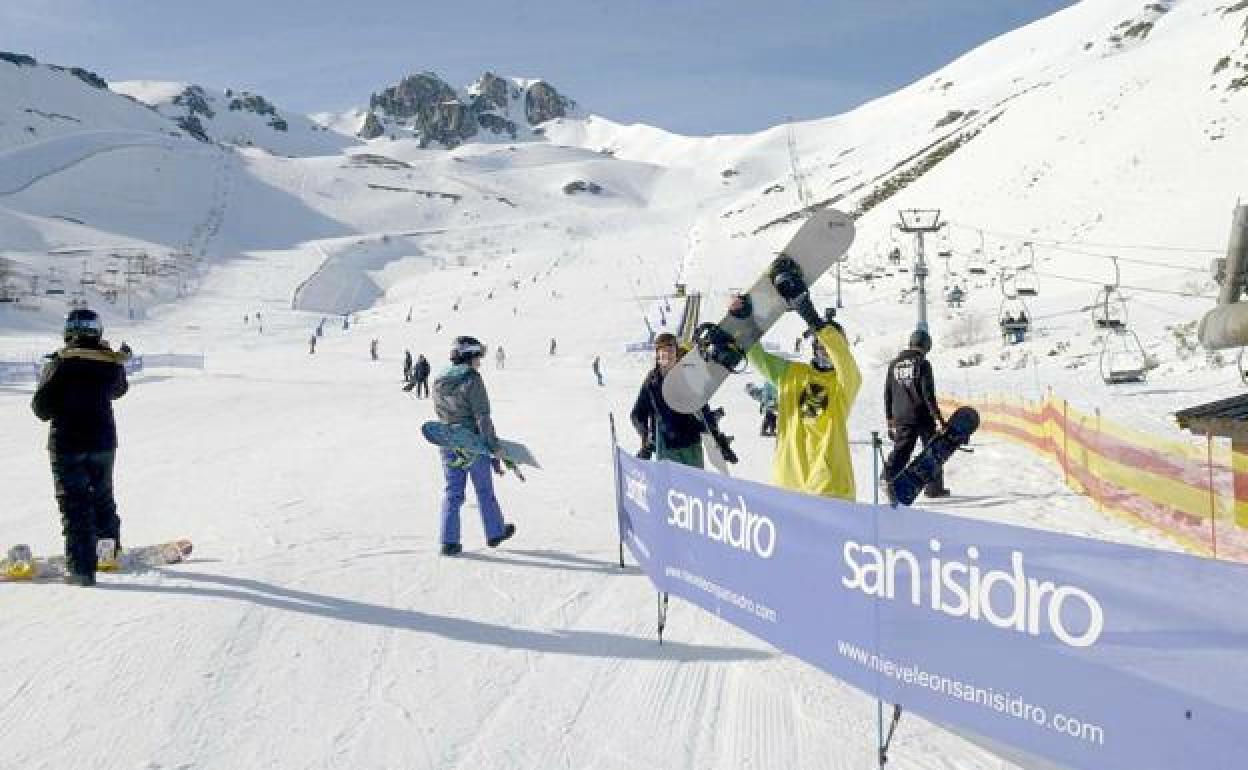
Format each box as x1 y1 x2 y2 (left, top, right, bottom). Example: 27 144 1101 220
31 307 130 586
432 336 516 556
316 318 325 337
549 337 557 356
243 314 249 325
308 335 317 354
405 353 431 397
731 294 862 500
592 355 603 386
369 338 379 361
342 315 349 331
883 329 949 499
403 350 413 382
630 333 734 469
495 346 505 369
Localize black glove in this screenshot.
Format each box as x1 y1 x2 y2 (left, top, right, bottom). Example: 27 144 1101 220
636 443 655 460
119 342 132 355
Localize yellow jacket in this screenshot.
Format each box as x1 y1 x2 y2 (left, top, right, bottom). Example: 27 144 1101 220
747 326 862 500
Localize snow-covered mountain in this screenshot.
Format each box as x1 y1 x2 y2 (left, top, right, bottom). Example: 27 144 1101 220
347 70 578 146
4 2 1248 766
111 80 360 156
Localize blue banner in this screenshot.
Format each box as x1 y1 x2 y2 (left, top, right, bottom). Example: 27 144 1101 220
614 448 1248 769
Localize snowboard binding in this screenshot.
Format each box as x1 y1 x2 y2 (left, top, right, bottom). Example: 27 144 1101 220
691 322 747 373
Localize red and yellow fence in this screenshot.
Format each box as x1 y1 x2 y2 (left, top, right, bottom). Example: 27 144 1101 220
942 392 1248 562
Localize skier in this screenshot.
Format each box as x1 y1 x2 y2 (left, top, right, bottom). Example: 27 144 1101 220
403 350 413 382
243 314 249 325
549 337 557 356
592 355 603 386
31 308 130 586
406 353 431 397
731 289 861 500
309 334 317 354
745 381 778 437
630 333 736 469
495 346 505 370
369 338 379 361
883 329 949 500
342 315 349 331
432 336 516 556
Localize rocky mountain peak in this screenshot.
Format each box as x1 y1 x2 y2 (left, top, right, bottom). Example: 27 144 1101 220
358 70 576 147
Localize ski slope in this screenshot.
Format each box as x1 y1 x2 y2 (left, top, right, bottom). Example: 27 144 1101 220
3 0 1248 766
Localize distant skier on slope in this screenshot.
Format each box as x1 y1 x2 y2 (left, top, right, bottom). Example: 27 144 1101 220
403 349 413 381
592 355 603 386
432 336 516 556
883 329 949 499
405 354 431 397
31 307 130 586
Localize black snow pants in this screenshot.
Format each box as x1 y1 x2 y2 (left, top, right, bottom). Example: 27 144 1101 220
51 450 121 576
885 421 944 493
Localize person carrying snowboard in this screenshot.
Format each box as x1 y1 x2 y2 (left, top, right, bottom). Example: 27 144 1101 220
432 336 515 556
883 329 950 499
731 276 861 500
630 333 736 469
31 308 130 586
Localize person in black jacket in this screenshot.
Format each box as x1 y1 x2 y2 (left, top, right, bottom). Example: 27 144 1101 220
630 333 735 469
31 307 130 585
883 328 949 499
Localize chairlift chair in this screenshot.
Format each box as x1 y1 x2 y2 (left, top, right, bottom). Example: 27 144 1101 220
1091 256 1128 330
44 267 65 296
1100 329 1148 384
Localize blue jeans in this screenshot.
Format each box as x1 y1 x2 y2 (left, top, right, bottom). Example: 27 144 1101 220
439 449 505 546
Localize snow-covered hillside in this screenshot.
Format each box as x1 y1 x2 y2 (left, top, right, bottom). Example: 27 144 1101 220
3 1 1248 767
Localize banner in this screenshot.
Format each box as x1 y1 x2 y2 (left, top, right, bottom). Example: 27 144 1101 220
614 448 1248 769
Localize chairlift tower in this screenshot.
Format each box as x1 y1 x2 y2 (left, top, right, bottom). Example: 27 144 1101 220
897 208 943 333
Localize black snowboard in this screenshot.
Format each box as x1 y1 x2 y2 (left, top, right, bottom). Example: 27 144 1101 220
889 406 979 506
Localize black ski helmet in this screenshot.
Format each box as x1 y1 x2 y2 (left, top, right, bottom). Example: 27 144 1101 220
64 307 103 344
909 328 932 353
450 335 486 363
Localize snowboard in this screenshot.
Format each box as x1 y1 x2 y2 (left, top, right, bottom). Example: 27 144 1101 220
0 539 193 582
888 406 980 506
662 208 855 414
421 420 539 481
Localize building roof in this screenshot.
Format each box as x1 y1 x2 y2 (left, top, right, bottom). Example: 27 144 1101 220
1175 392 1248 439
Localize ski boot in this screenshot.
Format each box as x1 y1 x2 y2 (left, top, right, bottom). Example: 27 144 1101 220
3 545 35 581
96 538 121 572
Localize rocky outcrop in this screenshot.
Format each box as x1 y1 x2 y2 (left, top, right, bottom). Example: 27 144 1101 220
525 81 570 125
363 71 575 148
358 111 384 139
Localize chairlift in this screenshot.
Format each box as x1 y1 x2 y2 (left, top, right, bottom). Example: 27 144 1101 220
1091 256 1128 330
80 259 97 286
946 285 965 308
44 267 65 296
998 274 1030 343
1014 242 1039 296
1100 329 1148 384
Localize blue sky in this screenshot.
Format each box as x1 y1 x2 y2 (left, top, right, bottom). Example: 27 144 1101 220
6 0 1076 135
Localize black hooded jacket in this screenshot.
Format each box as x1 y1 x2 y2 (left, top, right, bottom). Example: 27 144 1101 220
884 348 942 427
31 342 129 452
630 366 711 450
